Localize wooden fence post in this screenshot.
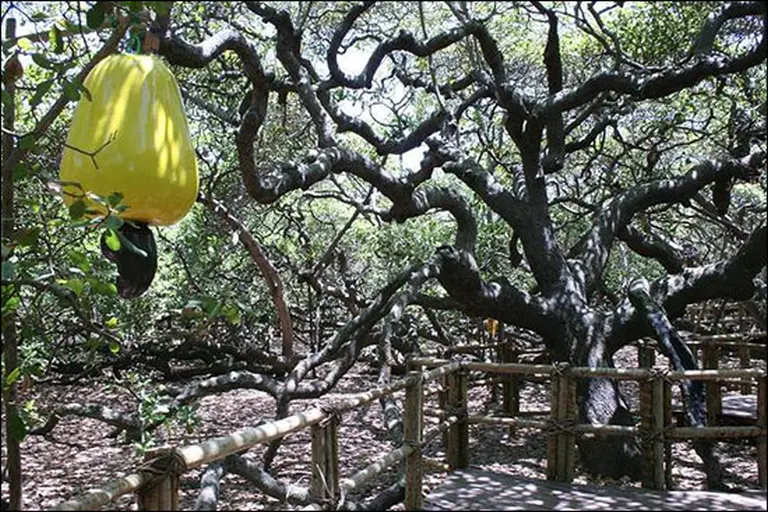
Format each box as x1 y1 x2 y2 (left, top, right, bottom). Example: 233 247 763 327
404 366 424 510
311 414 340 504
702 343 721 426
664 381 673 490
638 339 656 368
439 374 449 452
561 371 576 483
546 369 560 481
547 364 571 482
640 370 665 490
136 447 183 511
501 343 520 438
758 375 766 489
739 345 752 395
446 369 469 470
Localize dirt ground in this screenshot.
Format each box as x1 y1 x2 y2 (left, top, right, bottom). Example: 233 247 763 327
1 345 765 510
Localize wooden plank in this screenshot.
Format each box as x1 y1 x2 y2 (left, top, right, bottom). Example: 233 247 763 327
424 470 767 511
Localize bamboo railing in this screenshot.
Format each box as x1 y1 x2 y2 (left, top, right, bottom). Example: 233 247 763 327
53 354 766 510
53 362 460 511
412 357 767 491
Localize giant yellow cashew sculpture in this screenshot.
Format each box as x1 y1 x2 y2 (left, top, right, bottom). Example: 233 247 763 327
60 53 198 298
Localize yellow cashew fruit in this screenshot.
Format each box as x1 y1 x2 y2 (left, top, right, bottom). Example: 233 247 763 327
60 54 198 226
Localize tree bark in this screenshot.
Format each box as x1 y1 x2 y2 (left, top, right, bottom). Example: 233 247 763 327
2 17 22 511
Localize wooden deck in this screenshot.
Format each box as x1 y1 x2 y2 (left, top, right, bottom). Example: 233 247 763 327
424 469 767 510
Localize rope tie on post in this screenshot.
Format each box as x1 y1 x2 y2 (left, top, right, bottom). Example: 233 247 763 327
138 448 187 492
444 405 465 419
404 438 422 455
551 361 570 376
646 366 673 384
319 401 343 427
640 425 668 443
545 418 577 435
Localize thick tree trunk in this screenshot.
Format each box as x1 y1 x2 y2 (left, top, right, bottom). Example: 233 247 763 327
567 311 642 480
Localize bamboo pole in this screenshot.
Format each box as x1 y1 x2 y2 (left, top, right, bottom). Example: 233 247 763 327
759 375 766 489
687 332 766 343
340 414 456 494
468 415 640 436
467 415 549 429
404 368 423 510
341 445 414 493
179 408 327 469
54 473 147 511
412 358 765 381
665 426 766 439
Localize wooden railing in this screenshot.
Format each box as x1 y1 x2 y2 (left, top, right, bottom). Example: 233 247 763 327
53 362 460 511
53 358 766 510
412 357 767 492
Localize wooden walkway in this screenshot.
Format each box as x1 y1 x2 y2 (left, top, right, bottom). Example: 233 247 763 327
424 469 768 510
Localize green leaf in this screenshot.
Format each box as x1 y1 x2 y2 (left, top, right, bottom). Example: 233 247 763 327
222 304 242 325
63 80 80 101
19 135 37 150
2 295 20 315
109 341 120 354
129 1 144 13
17 37 33 51
12 163 28 180
1 90 12 109
107 192 124 207
104 229 121 251
92 280 117 296
4 366 21 389
86 6 106 29
68 250 92 273
1 260 16 280
105 317 119 329
116 230 148 257
105 215 124 231
16 227 41 247
60 278 85 297
31 12 48 21
69 199 87 220
8 409 27 442
152 2 171 16
49 26 64 53
31 53 55 69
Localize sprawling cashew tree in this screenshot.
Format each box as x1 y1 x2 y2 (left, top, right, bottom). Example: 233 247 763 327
147 1 767 483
